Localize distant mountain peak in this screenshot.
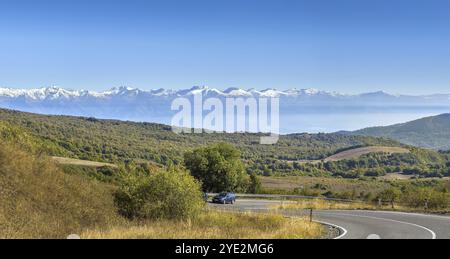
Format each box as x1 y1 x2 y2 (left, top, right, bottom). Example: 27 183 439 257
360 90 398 98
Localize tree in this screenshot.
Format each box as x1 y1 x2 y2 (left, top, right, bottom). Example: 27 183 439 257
184 143 248 193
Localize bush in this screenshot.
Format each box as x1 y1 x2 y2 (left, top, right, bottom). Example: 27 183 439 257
248 173 262 194
114 167 204 220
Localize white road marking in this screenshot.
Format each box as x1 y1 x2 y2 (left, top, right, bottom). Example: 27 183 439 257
319 212 437 239
67 234 81 239
314 220 348 239
367 234 381 239
350 210 450 220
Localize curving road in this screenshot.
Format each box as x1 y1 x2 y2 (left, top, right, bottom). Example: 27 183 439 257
209 199 450 239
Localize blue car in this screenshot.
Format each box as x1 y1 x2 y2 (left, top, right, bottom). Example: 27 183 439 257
212 192 236 204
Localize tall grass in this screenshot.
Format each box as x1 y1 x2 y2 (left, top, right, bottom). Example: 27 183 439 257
81 210 326 239
271 198 422 213
0 143 122 238
272 199 376 211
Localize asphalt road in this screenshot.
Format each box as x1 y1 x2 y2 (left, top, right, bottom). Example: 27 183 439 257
209 199 450 239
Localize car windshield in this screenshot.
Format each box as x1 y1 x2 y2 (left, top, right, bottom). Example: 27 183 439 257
218 193 227 197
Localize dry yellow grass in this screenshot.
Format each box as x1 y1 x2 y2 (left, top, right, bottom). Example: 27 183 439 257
0 143 122 239
272 199 376 211
81 210 326 239
273 198 446 214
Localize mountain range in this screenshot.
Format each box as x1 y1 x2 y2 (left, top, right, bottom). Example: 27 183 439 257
1 86 450 133
2 85 450 101
0 86 330 99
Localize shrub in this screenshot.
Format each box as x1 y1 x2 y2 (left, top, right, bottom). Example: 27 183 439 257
114 167 204 220
248 173 262 194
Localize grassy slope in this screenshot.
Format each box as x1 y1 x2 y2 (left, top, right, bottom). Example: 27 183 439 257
0 143 121 238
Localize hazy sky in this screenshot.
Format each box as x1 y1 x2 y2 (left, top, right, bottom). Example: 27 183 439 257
1 0 450 94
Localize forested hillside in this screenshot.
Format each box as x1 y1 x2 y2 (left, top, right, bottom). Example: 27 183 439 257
351 114 450 150
1 108 449 178
0 108 399 162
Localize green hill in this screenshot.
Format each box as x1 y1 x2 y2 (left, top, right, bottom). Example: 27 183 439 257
0 108 401 164
352 114 450 151
0 108 448 178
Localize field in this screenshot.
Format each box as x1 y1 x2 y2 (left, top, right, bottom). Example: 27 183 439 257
81 210 326 239
324 146 410 162
51 156 118 168
295 146 411 164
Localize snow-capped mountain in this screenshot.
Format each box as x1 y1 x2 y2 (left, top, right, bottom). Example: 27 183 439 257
0 85 346 100
1 85 450 133
2 85 450 105
3 85 449 101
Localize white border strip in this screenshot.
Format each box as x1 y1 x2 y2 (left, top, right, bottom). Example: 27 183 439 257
353 210 450 220
314 220 348 239
320 212 437 239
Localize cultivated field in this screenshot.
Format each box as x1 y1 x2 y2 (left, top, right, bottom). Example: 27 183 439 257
292 146 411 165
51 156 118 168
324 146 410 162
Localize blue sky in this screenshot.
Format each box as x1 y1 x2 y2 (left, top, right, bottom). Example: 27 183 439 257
1 0 450 94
